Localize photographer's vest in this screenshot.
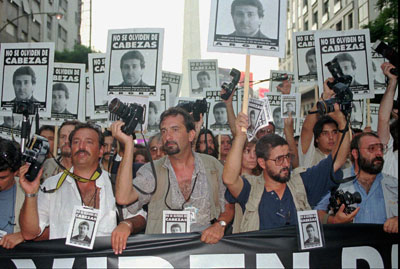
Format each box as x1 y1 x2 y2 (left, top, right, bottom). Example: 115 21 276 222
233 167 312 233
145 153 222 234
336 173 398 219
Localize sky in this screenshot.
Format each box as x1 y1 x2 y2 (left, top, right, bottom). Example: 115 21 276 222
90 0 279 93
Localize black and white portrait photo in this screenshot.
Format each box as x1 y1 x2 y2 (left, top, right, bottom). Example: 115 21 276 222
163 210 190 234
189 60 219 97
0 42 55 117
147 101 162 131
303 222 321 246
293 31 318 83
88 53 108 118
105 28 164 99
162 71 182 107
71 220 93 244
51 83 73 115
208 0 287 57
297 210 323 250
281 94 299 118
371 51 387 93
315 29 374 99
210 101 229 129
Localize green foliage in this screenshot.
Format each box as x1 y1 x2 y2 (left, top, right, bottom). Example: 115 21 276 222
54 44 96 69
363 0 398 49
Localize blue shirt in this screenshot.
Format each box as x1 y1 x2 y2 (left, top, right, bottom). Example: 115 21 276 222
0 184 16 234
315 169 387 224
226 154 341 230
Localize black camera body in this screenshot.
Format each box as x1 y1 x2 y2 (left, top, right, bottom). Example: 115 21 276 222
317 58 353 116
12 100 36 115
109 98 144 136
22 135 49 182
177 98 208 121
372 40 398 76
221 68 241 100
329 189 362 214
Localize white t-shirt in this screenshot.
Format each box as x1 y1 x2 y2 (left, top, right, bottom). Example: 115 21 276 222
383 135 398 179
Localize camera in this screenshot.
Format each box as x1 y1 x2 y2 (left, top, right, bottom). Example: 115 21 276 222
329 189 362 214
316 58 353 116
177 98 208 121
109 98 144 136
12 100 37 115
221 68 241 100
22 135 49 182
372 40 398 76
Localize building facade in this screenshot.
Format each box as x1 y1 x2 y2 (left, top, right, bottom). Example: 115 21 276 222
0 0 82 51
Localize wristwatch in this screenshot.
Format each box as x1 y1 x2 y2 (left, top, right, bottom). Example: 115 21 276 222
218 220 227 228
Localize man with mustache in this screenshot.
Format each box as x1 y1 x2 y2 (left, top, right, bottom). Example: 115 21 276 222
223 105 349 232
101 130 114 172
19 123 139 254
195 129 219 159
315 133 398 233
112 107 231 243
118 50 148 87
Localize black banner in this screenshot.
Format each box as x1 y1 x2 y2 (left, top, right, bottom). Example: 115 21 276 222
0 224 397 268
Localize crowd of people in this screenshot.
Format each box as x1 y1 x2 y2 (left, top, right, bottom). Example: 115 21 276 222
0 62 397 254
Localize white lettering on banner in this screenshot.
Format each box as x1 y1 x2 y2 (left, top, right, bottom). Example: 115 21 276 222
87 257 107 268
190 254 244 268
392 244 398 268
11 259 36 268
342 246 384 268
293 252 310 268
119 256 173 268
256 254 284 268
53 258 74 268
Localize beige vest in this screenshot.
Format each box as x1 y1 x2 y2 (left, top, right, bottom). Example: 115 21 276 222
14 178 25 233
145 153 222 234
234 167 311 233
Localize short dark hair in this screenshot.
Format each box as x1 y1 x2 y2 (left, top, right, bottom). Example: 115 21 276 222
333 52 356 70
313 116 338 147
69 122 104 148
120 50 145 69
149 101 158 114
213 102 226 114
13 66 36 85
160 107 195 132
134 148 150 163
305 48 315 59
306 224 314 230
52 83 69 99
79 221 89 229
231 0 264 18
350 132 380 162
59 120 80 140
0 139 21 172
102 130 112 138
255 134 288 160
38 125 55 135
195 129 219 158
250 110 256 116
197 71 210 81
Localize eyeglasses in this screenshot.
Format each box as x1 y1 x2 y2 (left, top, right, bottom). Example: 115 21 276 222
266 153 292 166
150 146 163 153
360 143 388 154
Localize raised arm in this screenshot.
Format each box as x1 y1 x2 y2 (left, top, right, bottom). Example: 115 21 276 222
19 164 43 240
300 78 335 154
111 121 138 205
284 112 299 168
378 62 398 145
222 87 237 138
223 112 248 198
328 104 350 172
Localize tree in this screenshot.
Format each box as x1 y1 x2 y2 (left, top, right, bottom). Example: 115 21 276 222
54 44 97 69
363 0 398 49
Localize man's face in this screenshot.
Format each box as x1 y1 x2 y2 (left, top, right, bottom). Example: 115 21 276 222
262 145 291 183
3 116 17 128
171 225 181 233
197 74 211 88
161 115 195 156
273 109 283 129
198 133 216 156
40 129 55 158
149 138 165 160
0 169 17 192
306 53 317 74
121 58 143 85
338 60 356 80
214 107 227 124
255 124 275 139
316 123 338 154
357 136 384 174
250 112 256 127
148 106 158 126
103 136 113 162
70 128 103 168
232 5 262 37
306 226 315 238
78 224 89 237
286 103 294 113
242 143 257 171
220 135 232 156
52 90 68 113
13 75 34 101
59 124 75 157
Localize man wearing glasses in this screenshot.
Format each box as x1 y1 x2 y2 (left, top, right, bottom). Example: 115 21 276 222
223 106 350 232
315 133 398 233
